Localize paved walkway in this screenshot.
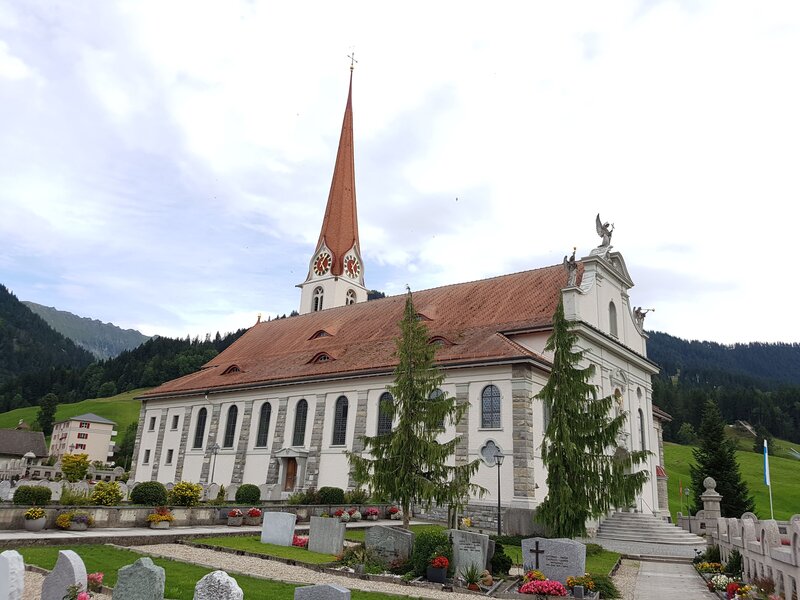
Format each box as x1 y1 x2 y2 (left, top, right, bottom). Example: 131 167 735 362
633 561 717 599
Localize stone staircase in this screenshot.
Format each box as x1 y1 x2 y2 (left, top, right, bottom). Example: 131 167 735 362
596 512 707 545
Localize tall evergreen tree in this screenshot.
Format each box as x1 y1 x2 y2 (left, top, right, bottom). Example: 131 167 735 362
690 400 755 517
36 392 59 436
535 300 650 538
347 289 484 528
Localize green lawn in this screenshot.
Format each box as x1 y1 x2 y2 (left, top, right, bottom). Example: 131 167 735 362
196 536 336 564
664 441 800 522
345 523 445 543
19 545 418 600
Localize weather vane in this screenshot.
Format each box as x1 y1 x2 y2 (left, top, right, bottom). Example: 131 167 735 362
347 50 358 72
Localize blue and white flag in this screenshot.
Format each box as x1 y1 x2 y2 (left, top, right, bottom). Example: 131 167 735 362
764 439 771 487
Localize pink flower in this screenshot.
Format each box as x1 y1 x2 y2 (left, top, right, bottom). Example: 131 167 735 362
77 592 91 600
519 579 568 596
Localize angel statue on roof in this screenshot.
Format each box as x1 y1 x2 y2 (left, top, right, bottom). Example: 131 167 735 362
595 214 614 247
563 247 578 287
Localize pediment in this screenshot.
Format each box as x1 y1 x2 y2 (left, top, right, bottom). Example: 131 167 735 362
274 447 309 458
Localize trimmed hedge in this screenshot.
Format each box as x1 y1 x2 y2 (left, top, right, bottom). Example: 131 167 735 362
318 486 345 504
130 481 168 506
13 485 52 506
235 484 260 504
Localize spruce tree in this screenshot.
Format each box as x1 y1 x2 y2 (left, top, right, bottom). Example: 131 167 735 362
347 289 484 528
36 392 59 436
535 300 650 538
690 400 755 517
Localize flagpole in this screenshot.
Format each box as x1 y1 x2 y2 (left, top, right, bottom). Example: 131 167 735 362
764 439 774 520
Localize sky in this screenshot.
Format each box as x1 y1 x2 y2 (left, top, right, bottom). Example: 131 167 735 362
1 1 799 344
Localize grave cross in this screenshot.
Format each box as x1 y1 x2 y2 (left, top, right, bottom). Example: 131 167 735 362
529 540 545 569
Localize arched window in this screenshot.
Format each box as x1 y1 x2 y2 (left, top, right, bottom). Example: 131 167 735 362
481 385 501 429
609 301 618 337
346 289 356 305
223 405 238 448
292 400 308 446
313 287 324 312
428 388 445 429
193 407 207 449
377 392 393 436
332 396 348 445
639 408 647 452
255 402 271 448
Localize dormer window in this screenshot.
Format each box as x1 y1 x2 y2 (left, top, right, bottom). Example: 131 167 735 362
313 287 324 312
416 312 432 321
222 364 241 375
310 330 331 340
428 336 451 347
310 352 333 364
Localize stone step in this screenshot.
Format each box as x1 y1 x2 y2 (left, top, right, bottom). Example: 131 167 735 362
596 531 705 545
597 524 699 536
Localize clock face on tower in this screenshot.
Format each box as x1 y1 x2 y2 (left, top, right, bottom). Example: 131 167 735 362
313 252 332 276
344 255 361 279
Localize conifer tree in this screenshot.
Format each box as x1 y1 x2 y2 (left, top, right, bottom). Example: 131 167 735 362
535 299 650 538
347 289 484 528
690 399 755 516
36 392 59 436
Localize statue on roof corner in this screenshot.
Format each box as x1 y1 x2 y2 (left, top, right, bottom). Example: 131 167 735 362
563 247 578 287
595 214 614 248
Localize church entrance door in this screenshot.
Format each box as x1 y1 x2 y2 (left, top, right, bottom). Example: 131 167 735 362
284 458 297 491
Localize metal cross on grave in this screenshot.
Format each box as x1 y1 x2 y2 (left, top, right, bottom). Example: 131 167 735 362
529 540 545 569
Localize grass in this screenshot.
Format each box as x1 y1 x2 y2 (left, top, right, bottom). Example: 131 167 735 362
196 536 336 564
345 523 444 543
664 440 800 522
18 545 417 600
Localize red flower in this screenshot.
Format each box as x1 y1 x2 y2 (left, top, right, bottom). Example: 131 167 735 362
430 556 449 569
388 506 400 514
247 507 262 517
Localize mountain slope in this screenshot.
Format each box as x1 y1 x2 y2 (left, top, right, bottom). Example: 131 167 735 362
0 285 95 384
23 301 150 360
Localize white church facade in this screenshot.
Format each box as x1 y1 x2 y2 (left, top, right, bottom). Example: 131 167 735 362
130 72 668 530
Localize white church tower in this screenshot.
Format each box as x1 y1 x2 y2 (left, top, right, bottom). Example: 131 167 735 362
298 71 368 314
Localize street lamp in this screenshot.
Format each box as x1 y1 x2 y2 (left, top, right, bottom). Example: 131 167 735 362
209 442 221 484
494 450 505 536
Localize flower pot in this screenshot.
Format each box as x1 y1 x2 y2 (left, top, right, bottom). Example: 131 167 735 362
71 523 88 531
24 517 46 532
244 516 261 526
467 583 480 591
367 515 378 521
228 516 243 526
426 566 447 584
150 521 170 529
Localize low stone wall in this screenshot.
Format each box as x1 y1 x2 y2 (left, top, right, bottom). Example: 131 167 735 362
414 503 542 536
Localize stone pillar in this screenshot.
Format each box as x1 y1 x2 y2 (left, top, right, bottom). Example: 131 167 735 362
198 403 221 484
149 408 169 481
511 365 536 501
173 406 194 482
128 400 147 482
701 477 722 518
266 398 288 485
348 390 370 489
455 383 470 466
305 394 327 489
231 400 254 484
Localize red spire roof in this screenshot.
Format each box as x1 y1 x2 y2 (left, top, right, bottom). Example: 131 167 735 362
316 72 359 276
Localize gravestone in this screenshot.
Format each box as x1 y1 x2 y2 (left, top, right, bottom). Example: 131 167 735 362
41 550 87 600
449 529 490 575
205 483 220 501
225 484 239 501
486 539 496 570
49 482 63 502
0 481 11 501
521 537 586 584
294 583 351 600
0 549 25 600
308 516 345 556
114 557 165 600
261 512 296 547
365 525 414 563
193 570 243 600
117 482 129 500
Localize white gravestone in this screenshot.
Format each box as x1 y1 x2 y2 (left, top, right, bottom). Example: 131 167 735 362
521 537 586 584
114 557 165 600
294 583 351 600
261 512 296 547
193 570 243 600
365 526 414 563
41 550 87 600
0 481 11 502
308 516 345 556
449 529 490 575
0 549 25 600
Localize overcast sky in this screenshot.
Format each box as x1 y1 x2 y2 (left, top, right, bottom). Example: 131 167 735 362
1 1 799 344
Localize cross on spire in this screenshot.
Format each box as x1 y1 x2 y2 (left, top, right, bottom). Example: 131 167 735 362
347 51 358 71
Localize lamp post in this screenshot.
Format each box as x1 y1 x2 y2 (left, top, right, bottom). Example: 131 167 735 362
495 450 504 536
209 442 221 484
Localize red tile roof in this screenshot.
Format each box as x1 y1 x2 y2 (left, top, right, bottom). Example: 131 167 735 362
141 263 578 399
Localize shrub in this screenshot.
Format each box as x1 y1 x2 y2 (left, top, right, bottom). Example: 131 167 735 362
704 545 721 563
410 529 452 576
61 453 90 482
725 548 743 577
13 485 52 506
89 481 123 506
344 488 370 504
59 486 91 506
55 512 73 530
590 574 621 599
130 481 168 506
318 486 345 504
169 481 202 507
235 484 261 504
490 542 513 575
585 543 603 556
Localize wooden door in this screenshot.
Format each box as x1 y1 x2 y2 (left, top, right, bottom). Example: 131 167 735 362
284 457 297 491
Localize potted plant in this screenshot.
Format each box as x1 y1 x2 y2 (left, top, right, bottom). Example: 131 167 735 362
244 507 262 526
69 512 92 531
388 506 402 520
461 563 482 591
348 508 362 521
227 508 244 526
24 507 47 532
334 508 350 522
146 506 174 529
292 534 309 548
427 555 449 584
364 507 380 521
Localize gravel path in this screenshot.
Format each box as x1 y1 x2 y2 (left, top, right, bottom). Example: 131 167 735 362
612 559 639 600
131 543 485 599
22 571 112 600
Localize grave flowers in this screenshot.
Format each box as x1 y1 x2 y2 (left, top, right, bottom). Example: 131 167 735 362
146 506 174 529
227 508 244 526
64 583 93 600
427 555 449 584
348 508 362 521
292 534 309 548
388 506 402 520
56 511 94 530
87 571 104 593
245 507 262 526
23 506 46 531
334 508 350 522
566 574 595 593
711 574 733 591
365 507 380 520
519 579 568 596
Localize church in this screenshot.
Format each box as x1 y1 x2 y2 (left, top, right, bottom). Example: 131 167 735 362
130 72 669 531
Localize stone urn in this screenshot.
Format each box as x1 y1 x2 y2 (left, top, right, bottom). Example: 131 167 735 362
244 515 261 526
24 517 46 532
227 516 244 527
150 521 170 529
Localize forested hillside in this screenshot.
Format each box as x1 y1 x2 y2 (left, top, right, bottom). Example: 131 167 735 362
23 301 150 359
0 285 94 384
